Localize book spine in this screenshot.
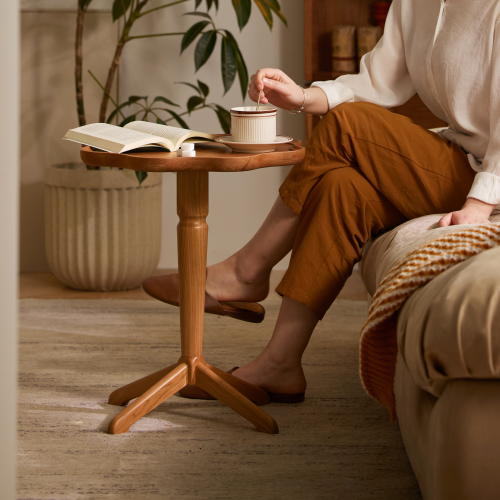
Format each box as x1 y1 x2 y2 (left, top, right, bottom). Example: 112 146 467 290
332 25 357 73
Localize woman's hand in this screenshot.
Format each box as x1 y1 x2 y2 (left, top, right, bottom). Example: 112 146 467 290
438 197 495 227
248 68 304 110
248 68 329 115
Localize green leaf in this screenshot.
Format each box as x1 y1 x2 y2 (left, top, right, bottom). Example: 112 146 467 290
153 96 179 107
266 0 287 26
135 171 148 184
213 0 219 10
119 114 137 127
184 11 213 20
221 36 237 94
164 109 190 129
128 95 147 104
197 80 209 97
224 31 249 99
181 20 210 54
194 30 217 71
176 81 202 96
106 100 131 124
253 0 273 29
195 0 203 8
112 0 132 22
232 0 251 30
214 105 231 134
206 0 213 11
187 95 205 113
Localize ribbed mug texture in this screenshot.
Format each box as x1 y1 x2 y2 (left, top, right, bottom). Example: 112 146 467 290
231 113 277 143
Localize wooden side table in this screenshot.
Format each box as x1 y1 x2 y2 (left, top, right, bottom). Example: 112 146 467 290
81 140 305 435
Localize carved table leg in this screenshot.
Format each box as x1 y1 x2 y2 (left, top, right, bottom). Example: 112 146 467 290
108 363 188 434
196 364 279 434
108 363 179 406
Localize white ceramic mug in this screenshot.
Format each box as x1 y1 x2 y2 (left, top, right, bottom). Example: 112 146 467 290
230 106 277 143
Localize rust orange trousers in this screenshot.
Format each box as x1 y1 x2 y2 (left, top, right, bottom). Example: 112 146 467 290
276 102 475 319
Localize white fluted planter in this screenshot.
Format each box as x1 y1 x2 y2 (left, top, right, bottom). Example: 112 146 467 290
45 163 162 291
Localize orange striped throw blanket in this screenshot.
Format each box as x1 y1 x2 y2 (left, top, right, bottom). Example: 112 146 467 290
360 224 500 420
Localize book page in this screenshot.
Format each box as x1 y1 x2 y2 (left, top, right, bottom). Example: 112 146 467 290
72 123 160 146
125 121 191 144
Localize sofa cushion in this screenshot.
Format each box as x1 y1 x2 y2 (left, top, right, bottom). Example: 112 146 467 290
361 213 500 396
397 246 500 397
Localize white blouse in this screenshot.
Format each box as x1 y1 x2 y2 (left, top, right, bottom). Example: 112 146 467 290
312 0 500 208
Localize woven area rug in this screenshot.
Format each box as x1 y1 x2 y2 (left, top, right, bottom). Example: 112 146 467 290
18 297 421 500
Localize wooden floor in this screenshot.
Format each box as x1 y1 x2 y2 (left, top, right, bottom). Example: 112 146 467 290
19 269 367 301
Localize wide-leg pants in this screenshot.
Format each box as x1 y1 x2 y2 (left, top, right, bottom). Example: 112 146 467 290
276 102 475 319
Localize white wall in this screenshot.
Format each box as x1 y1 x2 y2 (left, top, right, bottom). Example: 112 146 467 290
20 0 304 271
0 1 19 498
20 10 118 271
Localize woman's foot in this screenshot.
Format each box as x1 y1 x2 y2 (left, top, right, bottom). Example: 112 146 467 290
231 355 307 396
205 254 270 303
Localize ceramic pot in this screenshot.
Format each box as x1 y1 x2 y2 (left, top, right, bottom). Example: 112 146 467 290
44 163 162 291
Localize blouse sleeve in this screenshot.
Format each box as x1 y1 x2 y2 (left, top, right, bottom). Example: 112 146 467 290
466 21 500 206
311 0 416 110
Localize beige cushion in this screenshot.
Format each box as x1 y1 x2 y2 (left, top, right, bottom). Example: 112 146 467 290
398 246 500 397
361 214 500 396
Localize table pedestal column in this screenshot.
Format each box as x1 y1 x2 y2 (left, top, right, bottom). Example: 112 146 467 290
106 171 278 435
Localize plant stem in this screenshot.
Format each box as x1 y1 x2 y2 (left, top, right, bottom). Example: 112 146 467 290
138 0 190 18
98 2 145 122
89 70 127 121
75 4 86 126
128 32 184 40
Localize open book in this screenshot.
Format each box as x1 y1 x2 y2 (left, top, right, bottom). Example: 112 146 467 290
63 121 218 153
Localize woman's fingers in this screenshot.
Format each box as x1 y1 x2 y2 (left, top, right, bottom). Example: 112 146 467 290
262 77 289 96
248 80 270 103
438 212 453 227
255 68 288 90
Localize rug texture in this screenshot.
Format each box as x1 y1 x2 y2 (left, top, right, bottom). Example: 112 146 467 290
18 297 421 500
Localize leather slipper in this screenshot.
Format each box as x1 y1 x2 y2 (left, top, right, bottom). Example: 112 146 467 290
142 273 265 324
178 367 305 404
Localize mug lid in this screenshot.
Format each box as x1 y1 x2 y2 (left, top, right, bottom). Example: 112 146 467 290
230 105 277 115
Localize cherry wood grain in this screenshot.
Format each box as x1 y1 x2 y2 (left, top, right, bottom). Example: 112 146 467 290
108 363 188 434
80 138 304 173
177 171 208 359
108 363 179 406
100 146 290 435
196 363 279 434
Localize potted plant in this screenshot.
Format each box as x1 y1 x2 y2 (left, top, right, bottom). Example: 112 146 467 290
45 0 286 291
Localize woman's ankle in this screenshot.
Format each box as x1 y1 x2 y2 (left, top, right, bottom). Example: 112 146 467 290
257 349 302 372
232 252 271 287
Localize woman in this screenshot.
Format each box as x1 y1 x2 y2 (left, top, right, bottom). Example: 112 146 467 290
146 0 500 401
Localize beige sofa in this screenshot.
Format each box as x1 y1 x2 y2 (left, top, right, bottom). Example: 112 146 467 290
360 214 500 500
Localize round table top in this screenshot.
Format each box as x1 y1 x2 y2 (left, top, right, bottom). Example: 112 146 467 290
80 138 305 173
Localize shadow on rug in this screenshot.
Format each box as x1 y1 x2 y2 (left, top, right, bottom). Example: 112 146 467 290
18 298 421 500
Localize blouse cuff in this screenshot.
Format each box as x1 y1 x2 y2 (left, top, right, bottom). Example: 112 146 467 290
310 80 354 110
467 171 500 206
